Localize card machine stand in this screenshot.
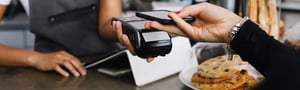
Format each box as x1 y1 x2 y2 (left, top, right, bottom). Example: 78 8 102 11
83 36 193 87
84 16 195 87
127 36 193 86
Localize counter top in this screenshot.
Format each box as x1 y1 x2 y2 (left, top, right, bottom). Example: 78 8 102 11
0 67 192 90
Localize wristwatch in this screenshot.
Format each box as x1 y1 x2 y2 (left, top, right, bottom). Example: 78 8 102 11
227 16 249 60
229 16 249 42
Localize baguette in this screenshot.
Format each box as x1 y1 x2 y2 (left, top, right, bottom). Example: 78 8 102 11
249 0 258 23
268 0 279 40
258 0 270 33
279 20 287 38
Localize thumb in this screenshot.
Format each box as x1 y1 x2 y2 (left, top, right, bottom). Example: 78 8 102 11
168 12 195 37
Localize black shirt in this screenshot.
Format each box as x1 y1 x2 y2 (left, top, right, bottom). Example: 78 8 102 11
231 20 300 89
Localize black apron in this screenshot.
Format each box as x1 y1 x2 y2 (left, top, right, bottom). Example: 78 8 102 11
29 0 122 57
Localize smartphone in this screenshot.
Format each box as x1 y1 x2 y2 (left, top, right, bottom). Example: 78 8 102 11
136 10 195 25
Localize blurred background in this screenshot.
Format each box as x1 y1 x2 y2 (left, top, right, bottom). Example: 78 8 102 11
0 0 300 50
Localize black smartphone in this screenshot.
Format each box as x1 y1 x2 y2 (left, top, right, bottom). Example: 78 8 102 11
136 10 195 25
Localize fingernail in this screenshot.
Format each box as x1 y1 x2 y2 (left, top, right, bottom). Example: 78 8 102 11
147 58 154 63
65 73 70 77
147 60 152 63
175 11 180 14
168 14 173 19
76 72 80 77
82 70 87 76
115 22 119 27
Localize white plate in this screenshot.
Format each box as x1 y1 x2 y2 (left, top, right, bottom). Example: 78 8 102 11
179 66 198 90
179 64 262 90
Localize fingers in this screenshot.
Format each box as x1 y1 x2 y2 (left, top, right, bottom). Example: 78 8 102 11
113 21 125 45
62 60 80 77
168 13 197 38
68 60 86 76
113 21 136 55
59 51 86 76
122 35 136 55
146 57 154 63
176 2 207 18
54 51 86 77
145 21 185 36
55 66 69 77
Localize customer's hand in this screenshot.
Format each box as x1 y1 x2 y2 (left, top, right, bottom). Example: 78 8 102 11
29 51 86 77
145 2 242 43
112 21 154 63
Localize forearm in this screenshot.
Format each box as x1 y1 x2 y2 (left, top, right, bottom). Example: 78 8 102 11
230 20 271 73
0 44 40 67
98 0 122 41
231 20 300 90
98 18 116 41
0 5 7 22
231 20 300 76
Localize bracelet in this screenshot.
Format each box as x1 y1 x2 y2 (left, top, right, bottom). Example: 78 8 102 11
227 16 249 60
229 16 249 42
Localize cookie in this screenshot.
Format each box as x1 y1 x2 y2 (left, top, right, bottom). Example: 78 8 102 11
192 70 253 90
197 54 246 78
192 70 238 84
191 54 262 90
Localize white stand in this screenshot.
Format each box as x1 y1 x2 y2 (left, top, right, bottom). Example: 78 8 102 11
126 36 196 86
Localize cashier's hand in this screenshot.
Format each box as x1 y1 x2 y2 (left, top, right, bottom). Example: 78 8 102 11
29 51 86 77
145 2 242 43
112 21 154 63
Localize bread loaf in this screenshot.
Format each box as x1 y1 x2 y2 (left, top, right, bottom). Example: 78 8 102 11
248 0 283 40
268 0 279 40
249 0 258 23
258 0 270 33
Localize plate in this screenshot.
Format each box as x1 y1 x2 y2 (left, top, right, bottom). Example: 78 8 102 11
179 66 198 90
179 64 263 90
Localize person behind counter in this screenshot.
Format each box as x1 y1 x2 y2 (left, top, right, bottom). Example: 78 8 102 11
0 0 86 77
142 2 300 90
0 0 9 21
30 0 150 61
1 0 152 77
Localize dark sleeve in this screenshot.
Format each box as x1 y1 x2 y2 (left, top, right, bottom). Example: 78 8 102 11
230 20 300 89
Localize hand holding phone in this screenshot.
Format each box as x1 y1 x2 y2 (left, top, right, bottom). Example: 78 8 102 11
136 10 195 25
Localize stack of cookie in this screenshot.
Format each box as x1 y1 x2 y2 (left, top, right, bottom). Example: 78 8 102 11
191 55 262 90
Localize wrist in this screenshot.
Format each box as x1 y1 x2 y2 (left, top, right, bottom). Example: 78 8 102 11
226 16 249 43
27 52 42 68
226 16 249 60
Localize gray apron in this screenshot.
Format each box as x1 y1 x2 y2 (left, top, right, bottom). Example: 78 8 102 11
29 0 122 57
